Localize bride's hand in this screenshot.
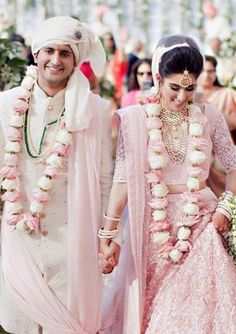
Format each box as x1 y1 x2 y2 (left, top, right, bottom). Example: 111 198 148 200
99 239 121 274
212 211 230 233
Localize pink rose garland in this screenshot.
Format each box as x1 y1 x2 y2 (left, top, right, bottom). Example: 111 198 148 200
144 102 207 263
1 65 72 234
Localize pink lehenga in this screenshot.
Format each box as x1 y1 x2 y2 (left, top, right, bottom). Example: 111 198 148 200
145 190 236 334
102 103 236 334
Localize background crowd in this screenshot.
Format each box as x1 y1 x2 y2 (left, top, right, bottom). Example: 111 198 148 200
0 1 236 332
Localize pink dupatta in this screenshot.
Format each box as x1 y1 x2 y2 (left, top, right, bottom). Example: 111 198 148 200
1 94 106 334
102 106 148 333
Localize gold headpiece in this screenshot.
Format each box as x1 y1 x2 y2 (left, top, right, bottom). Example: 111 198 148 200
179 70 192 88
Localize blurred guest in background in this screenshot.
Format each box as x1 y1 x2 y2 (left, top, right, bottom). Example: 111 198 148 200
121 58 152 107
197 54 236 196
101 31 128 105
125 37 144 85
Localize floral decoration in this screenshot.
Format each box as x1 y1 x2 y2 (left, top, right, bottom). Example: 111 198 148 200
1 65 72 234
144 101 207 263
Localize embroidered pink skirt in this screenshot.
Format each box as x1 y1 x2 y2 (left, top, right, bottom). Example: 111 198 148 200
143 188 236 333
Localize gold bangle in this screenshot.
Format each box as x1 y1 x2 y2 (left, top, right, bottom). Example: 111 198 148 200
103 214 121 222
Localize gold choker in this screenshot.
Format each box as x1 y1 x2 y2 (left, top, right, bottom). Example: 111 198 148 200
159 103 189 126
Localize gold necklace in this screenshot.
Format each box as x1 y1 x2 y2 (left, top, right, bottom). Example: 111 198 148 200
159 102 189 126
162 122 188 164
159 102 189 164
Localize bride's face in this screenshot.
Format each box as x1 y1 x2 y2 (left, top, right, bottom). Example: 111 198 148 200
159 73 197 112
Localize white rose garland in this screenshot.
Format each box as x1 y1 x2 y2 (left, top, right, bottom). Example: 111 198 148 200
0 65 72 233
144 102 207 263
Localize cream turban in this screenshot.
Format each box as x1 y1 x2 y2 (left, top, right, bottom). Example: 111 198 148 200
31 16 107 132
31 16 106 76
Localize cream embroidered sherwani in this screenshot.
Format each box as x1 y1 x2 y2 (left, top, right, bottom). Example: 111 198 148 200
0 84 113 334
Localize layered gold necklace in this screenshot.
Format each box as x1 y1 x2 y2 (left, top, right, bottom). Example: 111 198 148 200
160 102 189 164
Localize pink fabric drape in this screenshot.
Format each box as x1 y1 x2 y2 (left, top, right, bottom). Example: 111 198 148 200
101 106 148 333
2 95 104 334
67 98 103 333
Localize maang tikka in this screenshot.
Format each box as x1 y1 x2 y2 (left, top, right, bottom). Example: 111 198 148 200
179 70 192 88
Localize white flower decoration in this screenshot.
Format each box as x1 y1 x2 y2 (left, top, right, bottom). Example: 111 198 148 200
46 154 63 168
17 87 32 100
30 200 44 214
38 176 53 191
56 129 72 146
9 114 24 128
21 76 35 90
153 231 170 245
177 226 191 240
4 152 18 166
152 209 166 221
187 176 200 191
169 249 183 262
149 129 162 140
189 122 204 137
5 200 23 214
183 202 199 216
5 141 21 153
26 65 38 79
145 103 161 117
152 183 169 197
189 150 206 165
1 177 20 191
149 154 166 169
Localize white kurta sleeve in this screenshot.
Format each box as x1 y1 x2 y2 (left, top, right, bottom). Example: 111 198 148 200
99 100 114 218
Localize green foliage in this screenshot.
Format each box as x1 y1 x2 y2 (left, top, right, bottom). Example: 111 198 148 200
0 38 27 91
99 77 116 99
0 326 8 333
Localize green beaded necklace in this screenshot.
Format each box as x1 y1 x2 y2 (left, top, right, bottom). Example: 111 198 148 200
24 109 65 159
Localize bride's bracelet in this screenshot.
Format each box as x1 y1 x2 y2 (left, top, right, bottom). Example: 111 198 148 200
216 191 234 222
216 206 231 221
103 214 121 222
219 191 234 202
98 224 124 246
98 227 118 239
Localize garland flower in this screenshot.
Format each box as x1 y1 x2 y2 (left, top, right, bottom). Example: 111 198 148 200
144 101 208 263
1 65 72 234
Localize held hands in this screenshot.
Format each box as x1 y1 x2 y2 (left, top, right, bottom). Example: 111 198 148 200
99 239 121 274
212 211 231 233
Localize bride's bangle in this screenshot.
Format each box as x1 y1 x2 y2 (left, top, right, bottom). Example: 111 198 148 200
216 191 234 221
98 227 118 239
103 214 121 222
